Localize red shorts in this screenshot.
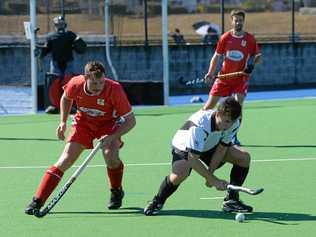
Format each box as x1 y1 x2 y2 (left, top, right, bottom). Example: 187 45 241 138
67 121 122 149
210 78 248 97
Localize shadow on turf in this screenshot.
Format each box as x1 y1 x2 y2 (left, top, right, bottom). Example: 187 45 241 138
50 207 144 217
242 144 316 148
159 210 316 224
0 137 58 141
49 208 316 224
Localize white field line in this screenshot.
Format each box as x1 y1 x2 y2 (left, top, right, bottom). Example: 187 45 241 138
199 197 224 200
0 162 170 169
0 157 316 170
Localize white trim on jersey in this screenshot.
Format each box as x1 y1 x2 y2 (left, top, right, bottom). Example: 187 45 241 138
172 110 240 153
121 110 133 118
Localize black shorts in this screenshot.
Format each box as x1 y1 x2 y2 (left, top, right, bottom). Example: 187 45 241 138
171 146 225 169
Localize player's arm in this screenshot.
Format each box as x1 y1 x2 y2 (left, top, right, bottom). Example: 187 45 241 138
100 112 136 145
111 112 136 139
244 53 262 74
205 53 222 83
72 33 87 54
244 36 262 74
185 126 227 190
187 152 210 178
101 84 136 145
187 152 227 191
56 93 73 140
38 38 52 58
185 126 217 181
206 143 229 190
35 42 50 58
208 143 228 174
253 53 262 65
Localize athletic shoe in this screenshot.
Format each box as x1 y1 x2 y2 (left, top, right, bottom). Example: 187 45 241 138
25 197 42 215
222 199 253 213
144 196 164 216
45 106 59 114
190 96 204 103
107 188 124 209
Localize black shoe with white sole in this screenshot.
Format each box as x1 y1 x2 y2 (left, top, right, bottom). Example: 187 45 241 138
107 188 124 209
223 199 253 213
25 197 43 216
144 196 164 216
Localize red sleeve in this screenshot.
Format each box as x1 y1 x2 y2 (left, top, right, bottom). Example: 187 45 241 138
215 33 227 55
111 84 132 117
63 76 82 100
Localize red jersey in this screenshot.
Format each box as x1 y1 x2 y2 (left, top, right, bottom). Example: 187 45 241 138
64 75 132 131
216 31 260 78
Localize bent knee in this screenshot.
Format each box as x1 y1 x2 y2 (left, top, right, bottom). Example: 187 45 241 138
54 158 74 172
103 148 115 157
242 151 251 167
169 172 189 185
103 149 121 167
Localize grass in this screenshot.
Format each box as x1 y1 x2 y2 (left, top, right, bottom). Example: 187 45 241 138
0 98 316 237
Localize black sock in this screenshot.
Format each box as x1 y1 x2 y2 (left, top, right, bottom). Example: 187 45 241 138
228 165 249 200
155 176 179 204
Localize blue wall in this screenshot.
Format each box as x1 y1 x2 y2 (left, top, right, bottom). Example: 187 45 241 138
0 42 316 95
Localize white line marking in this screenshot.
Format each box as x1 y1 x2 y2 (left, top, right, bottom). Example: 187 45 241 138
252 157 316 162
200 197 224 200
0 158 316 170
126 162 170 166
0 163 170 170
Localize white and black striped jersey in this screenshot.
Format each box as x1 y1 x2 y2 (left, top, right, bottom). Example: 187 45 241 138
171 109 240 154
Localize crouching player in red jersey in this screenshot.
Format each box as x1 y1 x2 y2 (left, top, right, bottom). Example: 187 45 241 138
204 9 261 145
25 61 136 215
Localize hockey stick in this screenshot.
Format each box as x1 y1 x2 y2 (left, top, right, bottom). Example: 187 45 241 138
181 71 247 86
34 27 43 73
34 141 103 218
227 184 264 196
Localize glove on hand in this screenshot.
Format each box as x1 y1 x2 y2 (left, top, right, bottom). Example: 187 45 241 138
244 64 254 74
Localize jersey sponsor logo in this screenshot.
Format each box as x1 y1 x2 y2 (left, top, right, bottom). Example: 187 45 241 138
97 99 105 106
226 50 244 61
241 40 247 47
79 107 106 117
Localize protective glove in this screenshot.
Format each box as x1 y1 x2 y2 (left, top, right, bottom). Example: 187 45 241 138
244 64 255 74
244 64 254 74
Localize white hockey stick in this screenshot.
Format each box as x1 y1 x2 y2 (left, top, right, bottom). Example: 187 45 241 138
227 184 264 195
34 141 103 218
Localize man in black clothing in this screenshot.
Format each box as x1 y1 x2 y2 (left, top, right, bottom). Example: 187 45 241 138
38 15 86 114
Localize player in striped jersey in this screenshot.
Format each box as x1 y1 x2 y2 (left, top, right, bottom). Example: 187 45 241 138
144 97 253 215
